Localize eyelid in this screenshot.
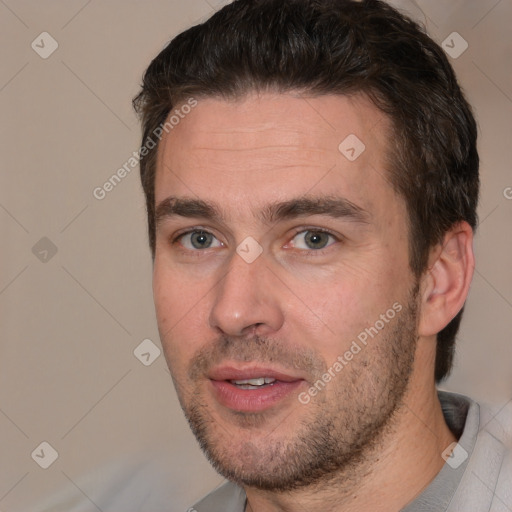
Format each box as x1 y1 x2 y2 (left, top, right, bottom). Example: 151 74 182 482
171 227 223 248
289 226 339 237
285 227 341 250
169 226 342 253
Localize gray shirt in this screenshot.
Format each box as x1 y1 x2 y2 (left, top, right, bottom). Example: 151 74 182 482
190 391 512 511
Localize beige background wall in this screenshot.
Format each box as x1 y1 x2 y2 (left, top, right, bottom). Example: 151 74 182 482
1 1 511 511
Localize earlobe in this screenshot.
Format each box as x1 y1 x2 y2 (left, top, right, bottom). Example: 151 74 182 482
418 222 475 337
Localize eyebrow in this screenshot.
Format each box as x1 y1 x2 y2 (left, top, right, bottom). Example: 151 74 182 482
155 195 371 228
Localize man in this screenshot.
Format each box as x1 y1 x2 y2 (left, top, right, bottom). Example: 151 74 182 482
133 0 511 510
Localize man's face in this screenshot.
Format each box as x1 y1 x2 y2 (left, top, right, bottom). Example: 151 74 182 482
153 93 420 490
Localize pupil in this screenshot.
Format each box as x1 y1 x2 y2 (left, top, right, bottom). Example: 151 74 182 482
192 231 211 249
306 231 328 249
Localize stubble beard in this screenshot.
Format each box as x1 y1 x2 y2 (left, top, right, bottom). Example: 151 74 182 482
173 288 419 493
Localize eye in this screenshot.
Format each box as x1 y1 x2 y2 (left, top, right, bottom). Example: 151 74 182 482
176 230 223 250
289 230 337 250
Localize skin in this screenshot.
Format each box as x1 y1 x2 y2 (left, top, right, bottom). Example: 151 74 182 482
152 92 475 511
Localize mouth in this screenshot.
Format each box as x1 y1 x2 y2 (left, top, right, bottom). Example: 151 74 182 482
207 365 306 413
229 376 278 390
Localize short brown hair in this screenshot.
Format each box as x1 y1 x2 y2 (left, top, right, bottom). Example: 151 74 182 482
133 0 479 382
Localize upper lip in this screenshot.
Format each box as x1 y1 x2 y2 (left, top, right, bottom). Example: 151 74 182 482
208 365 305 382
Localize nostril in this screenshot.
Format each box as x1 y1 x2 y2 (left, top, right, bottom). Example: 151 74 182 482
243 323 263 337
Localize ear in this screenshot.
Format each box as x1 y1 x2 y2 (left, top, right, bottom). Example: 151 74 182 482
418 222 475 337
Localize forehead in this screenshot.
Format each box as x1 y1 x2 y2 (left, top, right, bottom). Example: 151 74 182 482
154 92 400 222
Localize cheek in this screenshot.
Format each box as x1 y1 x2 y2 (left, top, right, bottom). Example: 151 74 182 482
153 257 205 320
153 264 178 333
152 263 209 365
288 266 402 358
305 282 375 350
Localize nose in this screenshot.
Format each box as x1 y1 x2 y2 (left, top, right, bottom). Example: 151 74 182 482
208 249 285 337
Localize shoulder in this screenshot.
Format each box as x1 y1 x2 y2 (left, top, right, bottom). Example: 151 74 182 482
450 396 512 511
490 421 512 508
479 398 512 495
189 481 246 512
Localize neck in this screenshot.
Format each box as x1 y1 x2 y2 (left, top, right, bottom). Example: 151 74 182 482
244 344 456 512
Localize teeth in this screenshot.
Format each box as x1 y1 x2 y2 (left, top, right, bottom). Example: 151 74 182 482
231 377 276 386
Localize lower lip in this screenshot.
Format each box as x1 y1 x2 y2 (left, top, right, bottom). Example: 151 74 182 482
210 380 304 413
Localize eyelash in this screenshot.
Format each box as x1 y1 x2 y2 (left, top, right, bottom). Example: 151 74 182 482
170 227 222 258
171 227 341 255
287 227 340 256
